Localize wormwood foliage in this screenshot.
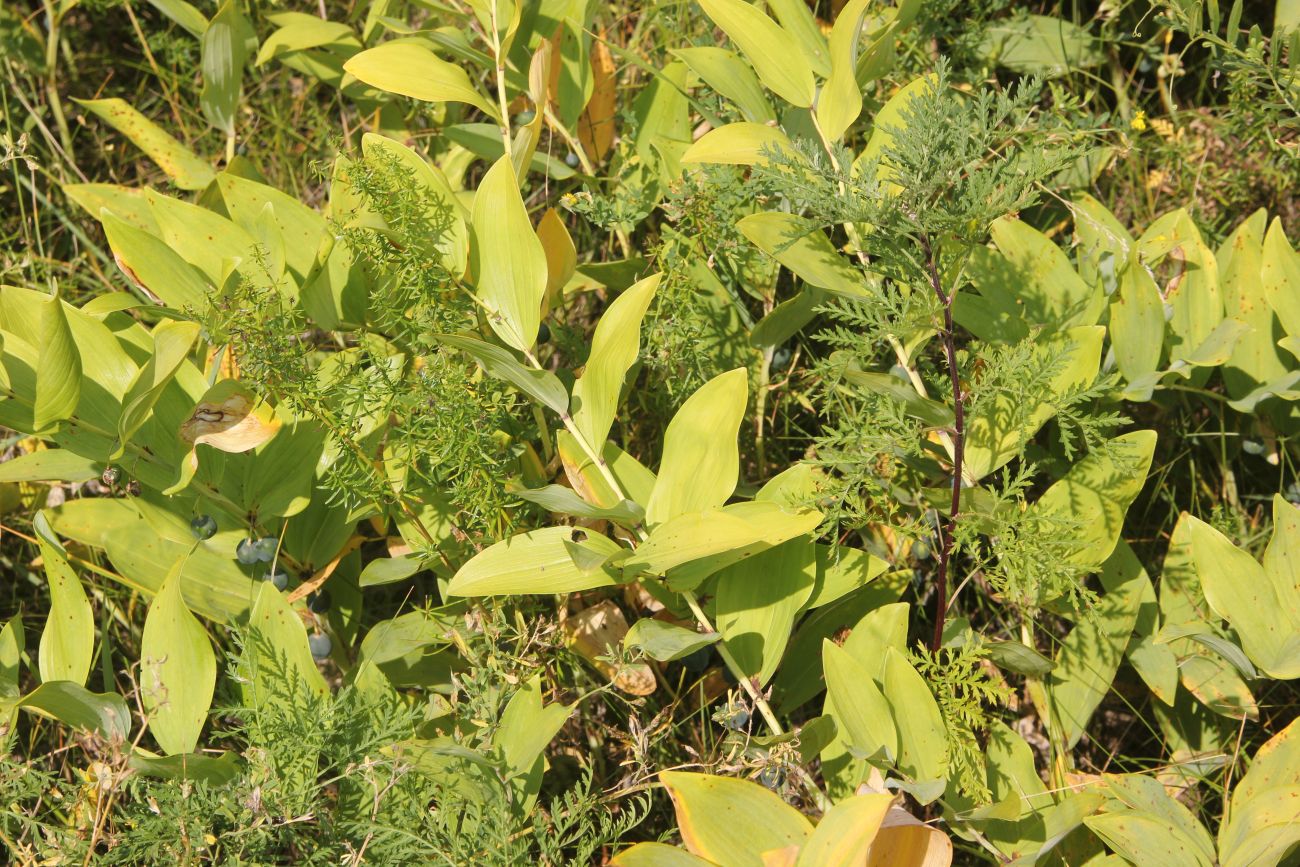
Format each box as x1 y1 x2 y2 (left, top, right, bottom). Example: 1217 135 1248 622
2 0 1300 864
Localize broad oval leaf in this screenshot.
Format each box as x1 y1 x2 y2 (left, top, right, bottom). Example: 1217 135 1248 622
697 0 817 107
447 526 624 596
795 791 893 867
343 39 496 116
140 560 216 755
74 98 214 190
34 512 93 686
571 273 659 449
33 293 82 433
681 123 797 167
471 157 549 353
660 771 813 866
646 367 747 525
823 639 897 762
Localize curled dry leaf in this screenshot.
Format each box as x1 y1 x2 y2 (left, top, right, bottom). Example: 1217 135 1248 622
180 380 281 453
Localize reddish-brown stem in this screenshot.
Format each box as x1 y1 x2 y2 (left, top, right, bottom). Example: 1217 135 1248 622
920 233 964 651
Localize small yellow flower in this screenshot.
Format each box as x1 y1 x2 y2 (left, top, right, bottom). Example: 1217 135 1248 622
1130 111 1148 132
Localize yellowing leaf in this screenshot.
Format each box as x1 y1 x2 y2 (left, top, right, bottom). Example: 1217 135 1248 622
471 157 549 353
795 792 893 867
343 39 497 116
571 273 659 450
140 560 216 755
646 368 747 526
74 98 214 190
698 0 816 107
578 30 618 162
447 526 624 596
682 122 797 167
537 208 577 313
661 771 813 866
34 511 93 686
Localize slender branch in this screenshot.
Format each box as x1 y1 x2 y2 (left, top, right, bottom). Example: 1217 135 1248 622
920 233 964 651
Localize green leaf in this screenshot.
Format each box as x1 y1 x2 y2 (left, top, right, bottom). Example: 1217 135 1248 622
697 0 817 107
625 501 823 587
129 751 242 786
49 499 257 625
987 640 1055 677
200 0 254 135
672 47 774 123
795 791 892 867
0 612 24 699
964 216 1104 340
471 157 548 353
256 15 357 66
738 212 868 299
99 210 212 309
1110 254 1166 383
882 646 948 795
238 582 327 711
816 0 873 141
963 325 1105 482
571 274 659 449
624 619 719 662
74 98 214 190
512 485 644 523
143 0 208 38
715 538 816 685
1263 218 1300 339
444 123 577 180
447 526 624 597
979 15 1102 77
823 639 897 762
33 293 82 432
14 681 130 742
343 39 496 116
646 368 747 526
0 450 100 484
660 771 813 866
680 122 797 167
140 559 216 755
114 320 200 459
1033 430 1157 575
434 333 568 414
358 555 422 588
495 675 573 778
610 843 714 866
1188 496 1300 679
1046 541 1147 749
804 545 889 610
853 73 937 187
34 512 93 686
765 0 830 76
